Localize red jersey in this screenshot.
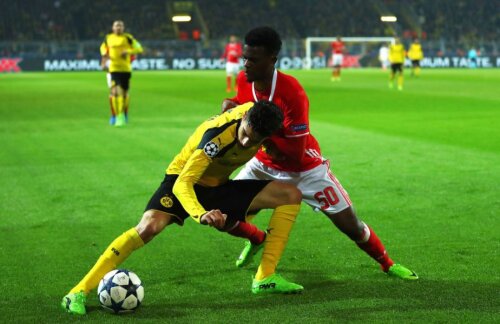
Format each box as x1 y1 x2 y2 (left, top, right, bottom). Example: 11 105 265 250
223 42 242 63
230 70 323 172
331 41 344 54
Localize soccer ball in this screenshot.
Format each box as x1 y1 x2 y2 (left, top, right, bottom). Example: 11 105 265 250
97 269 144 314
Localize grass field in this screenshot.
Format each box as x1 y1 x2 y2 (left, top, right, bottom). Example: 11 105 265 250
1 69 499 323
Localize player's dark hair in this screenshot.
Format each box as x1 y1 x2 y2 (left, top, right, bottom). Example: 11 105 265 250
245 26 282 56
246 100 283 137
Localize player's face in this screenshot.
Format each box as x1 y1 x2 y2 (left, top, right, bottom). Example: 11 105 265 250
112 21 125 35
243 45 276 82
237 119 264 148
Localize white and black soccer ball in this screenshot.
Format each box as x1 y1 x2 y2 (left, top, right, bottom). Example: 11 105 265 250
97 269 144 314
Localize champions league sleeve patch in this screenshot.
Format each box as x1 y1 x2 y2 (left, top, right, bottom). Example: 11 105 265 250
203 141 220 158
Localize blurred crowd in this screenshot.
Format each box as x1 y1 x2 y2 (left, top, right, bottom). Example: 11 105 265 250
0 0 497 57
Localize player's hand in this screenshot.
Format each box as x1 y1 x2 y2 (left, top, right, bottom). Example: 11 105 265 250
221 99 238 113
262 139 286 161
200 209 227 229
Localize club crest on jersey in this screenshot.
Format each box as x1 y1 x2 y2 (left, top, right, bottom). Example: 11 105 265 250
160 194 174 208
203 141 219 158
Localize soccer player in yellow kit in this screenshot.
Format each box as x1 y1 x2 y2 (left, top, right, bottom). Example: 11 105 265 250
389 37 406 91
100 20 143 127
61 101 304 315
408 38 424 77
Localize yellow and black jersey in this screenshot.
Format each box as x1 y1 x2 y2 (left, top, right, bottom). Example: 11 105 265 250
100 33 143 72
166 102 260 220
408 43 424 61
389 43 406 64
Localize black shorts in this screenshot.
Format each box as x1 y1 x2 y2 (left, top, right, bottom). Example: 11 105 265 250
391 63 403 73
111 72 131 90
145 175 271 228
411 60 420 67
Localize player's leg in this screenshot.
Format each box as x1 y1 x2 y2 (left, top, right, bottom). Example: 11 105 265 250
62 209 175 315
225 63 232 93
389 64 395 88
124 90 130 123
107 73 116 125
300 162 417 280
245 181 303 294
415 60 421 77
397 65 404 90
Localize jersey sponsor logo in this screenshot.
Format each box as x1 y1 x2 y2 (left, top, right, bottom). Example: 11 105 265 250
160 194 174 208
203 141 220 158
290 124 307 132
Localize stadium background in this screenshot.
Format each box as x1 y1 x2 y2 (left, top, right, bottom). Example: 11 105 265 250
1 0 499 71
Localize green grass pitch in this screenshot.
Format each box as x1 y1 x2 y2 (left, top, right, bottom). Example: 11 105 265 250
1 69 499 323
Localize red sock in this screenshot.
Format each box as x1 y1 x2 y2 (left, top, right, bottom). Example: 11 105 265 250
109 95 116 116
356 224 394 272
228 221 265 245
226 76 231 89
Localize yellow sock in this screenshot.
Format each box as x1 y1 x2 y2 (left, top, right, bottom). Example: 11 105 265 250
255 204 300 280
69 228 144 294
124 95 130 115
415 67 420 76
116 96 124 116
398 75 404 88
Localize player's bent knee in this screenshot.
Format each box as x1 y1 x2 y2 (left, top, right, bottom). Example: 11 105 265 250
136 210 173 243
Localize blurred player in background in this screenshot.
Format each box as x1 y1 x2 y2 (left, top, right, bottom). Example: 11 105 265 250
222 35 242 93
101 54 136 125
408 38 424 77
389 37 406 90
331 36 345 81
222 27 418 281
378 43 390 70
61 101 304 315
100 20 143 127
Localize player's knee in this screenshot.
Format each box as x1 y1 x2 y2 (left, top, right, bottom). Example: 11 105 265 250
136 210 169 243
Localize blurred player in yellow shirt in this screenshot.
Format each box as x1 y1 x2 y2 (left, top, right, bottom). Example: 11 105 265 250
100 20 143 127
408 38 424 77
389 37 406 91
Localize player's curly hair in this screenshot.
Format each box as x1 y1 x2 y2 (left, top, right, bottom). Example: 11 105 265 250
246 100 283 137
244 26 282 56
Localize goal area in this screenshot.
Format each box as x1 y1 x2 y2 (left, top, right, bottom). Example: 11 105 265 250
304 37 395 69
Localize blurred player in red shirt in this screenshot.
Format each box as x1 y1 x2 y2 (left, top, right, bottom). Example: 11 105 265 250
222 35 242 93
331 36 345 81
222 27 418 281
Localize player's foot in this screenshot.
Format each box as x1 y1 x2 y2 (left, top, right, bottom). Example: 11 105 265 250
61 291 87 315
397 85 403 91
234 86 238 92
252 273 303 294
236 240 264 268
115 114 126 127
226 87 231 93
388 82 394 89
386 263 418 280
109 116 116 125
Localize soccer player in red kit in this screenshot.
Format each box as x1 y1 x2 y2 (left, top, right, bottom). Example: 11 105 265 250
223 35 243 93
222 26 418 280
331 36 345 81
